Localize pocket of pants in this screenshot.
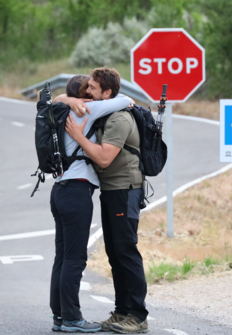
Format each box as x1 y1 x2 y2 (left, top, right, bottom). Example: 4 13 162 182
127 188 142 220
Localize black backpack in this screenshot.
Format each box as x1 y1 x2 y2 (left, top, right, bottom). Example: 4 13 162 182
31 83 94 197
93 104 167 177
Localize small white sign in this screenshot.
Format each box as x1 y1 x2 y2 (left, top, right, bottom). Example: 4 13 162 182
220 100 232 162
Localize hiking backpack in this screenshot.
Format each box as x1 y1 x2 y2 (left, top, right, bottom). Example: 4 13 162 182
31 82 94 197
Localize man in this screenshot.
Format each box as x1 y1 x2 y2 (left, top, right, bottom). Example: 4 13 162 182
60 67 149 334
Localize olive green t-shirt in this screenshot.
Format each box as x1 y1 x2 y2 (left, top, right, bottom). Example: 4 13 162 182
93 111 143 190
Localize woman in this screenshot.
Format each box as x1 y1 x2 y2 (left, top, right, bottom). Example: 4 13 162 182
50 74 131 333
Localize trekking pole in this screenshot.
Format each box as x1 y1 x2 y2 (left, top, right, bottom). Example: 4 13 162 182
45 82 63 177
156 84 168 132
151 84 168 151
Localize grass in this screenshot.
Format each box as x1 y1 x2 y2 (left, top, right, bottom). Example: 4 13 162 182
146 260 194 283
0 58 219 120
88 168 232 284
146 257 227 284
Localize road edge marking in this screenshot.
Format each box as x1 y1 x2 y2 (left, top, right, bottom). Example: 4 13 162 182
164 329 189 335
90 295 114 304
0 229 55 241
0 96 219 126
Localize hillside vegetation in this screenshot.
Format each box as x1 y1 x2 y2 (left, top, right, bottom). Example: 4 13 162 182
0 0 232 99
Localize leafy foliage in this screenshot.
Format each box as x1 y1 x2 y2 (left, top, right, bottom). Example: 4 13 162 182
69 18 149 67
200 0 232 98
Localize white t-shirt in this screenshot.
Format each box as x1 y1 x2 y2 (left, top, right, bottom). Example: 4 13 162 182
56 94 131 187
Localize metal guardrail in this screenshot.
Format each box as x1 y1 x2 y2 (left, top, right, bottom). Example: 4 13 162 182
19 73 155 106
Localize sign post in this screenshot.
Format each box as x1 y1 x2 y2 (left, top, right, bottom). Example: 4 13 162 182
165 103 174 237
131 28 205 237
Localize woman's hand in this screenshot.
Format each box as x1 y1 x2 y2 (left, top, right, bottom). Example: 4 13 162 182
65 114 89 140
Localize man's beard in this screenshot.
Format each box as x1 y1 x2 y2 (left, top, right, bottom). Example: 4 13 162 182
84 92 93 99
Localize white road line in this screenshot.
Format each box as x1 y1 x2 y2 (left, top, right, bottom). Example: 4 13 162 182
0 255 44 264
0 225 99 242
87 228 103 249
17 183 33 190
80 281 92 291
0 229 55 241
151 111 219 125
91 223 98 229
164 329 189 335
147 315 155 321
12 121 25 127
90 295 114 304
142 163 232 213
147 316 155 321
172 113 219 125
1 96 219 126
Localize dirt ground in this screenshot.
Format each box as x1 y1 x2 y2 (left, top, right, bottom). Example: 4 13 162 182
88 168 232 326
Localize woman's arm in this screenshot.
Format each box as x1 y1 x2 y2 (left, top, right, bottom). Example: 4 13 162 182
53 94 92 116
86 94 132 122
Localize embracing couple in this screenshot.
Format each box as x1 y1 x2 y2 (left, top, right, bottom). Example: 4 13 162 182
49 67 149 333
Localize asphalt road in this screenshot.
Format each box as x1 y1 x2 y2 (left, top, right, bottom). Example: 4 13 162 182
0 98 231 335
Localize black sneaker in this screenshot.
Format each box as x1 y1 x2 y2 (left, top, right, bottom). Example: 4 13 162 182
51 315 62 332
61 318 102 333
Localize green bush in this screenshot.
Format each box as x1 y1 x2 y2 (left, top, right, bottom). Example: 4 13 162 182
69 18 149 67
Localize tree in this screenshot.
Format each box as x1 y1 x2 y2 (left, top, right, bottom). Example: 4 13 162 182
201 0 232 98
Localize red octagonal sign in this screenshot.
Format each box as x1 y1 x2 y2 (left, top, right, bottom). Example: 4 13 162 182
131 28 205 103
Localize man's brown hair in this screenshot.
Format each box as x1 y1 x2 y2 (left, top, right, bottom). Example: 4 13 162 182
90 67 121 98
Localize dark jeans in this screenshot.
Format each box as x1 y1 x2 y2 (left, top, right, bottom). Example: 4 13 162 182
50 180 94 321
100 188 148 321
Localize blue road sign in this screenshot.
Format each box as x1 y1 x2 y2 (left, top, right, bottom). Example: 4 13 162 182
225 105 232 145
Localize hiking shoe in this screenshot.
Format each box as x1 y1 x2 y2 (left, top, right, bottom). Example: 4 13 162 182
51 315 62 332
61 318 102 333
109 314 148 334
96 311 126 332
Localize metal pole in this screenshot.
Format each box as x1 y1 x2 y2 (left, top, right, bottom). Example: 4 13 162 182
166 103 174 237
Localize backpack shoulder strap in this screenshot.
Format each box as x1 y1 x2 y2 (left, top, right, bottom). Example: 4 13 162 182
71 124 96 157
123 144 144 173
92 113 114 135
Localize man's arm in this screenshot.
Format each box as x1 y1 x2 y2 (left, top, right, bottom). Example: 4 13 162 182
53 94 92 116
65 114 120 168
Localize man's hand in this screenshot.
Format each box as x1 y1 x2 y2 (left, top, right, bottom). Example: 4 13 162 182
66 113 120 168
53 94 93 117
128 98 135 108
65 114 88 140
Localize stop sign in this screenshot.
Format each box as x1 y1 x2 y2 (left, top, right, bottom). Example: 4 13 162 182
131 28 205 102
